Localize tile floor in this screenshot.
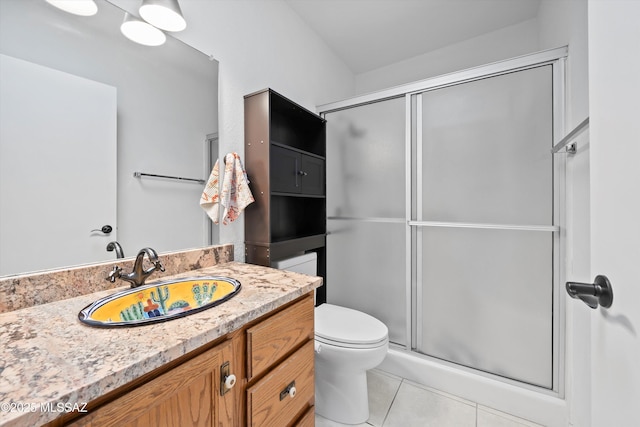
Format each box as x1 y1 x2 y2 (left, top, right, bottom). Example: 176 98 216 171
315 369 544 427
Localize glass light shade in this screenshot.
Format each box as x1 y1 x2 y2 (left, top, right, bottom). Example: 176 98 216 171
139 0 186 32
120 13 166 47
45 0 98 16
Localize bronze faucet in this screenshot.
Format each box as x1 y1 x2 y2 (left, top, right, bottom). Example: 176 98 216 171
107 247 165 288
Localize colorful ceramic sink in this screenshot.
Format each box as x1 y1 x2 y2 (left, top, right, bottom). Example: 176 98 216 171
78 276 241 327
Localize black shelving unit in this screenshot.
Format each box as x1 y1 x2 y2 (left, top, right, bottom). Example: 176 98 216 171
244 89 327 304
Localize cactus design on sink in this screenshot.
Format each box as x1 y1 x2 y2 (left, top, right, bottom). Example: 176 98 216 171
79 276 241 327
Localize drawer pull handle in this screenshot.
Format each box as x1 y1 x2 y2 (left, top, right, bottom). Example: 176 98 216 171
279 381 296 401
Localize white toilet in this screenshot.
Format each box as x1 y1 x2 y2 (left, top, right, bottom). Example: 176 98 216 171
273 253 389 425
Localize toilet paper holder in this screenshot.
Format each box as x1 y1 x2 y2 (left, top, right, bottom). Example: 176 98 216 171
566 275 613 309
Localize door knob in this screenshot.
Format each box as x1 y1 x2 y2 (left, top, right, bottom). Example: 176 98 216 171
566 275 613 309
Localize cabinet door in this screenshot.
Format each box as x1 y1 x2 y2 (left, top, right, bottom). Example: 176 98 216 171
271 145 325 196
271 145 300 193
67 340 236 427
300 155 324 196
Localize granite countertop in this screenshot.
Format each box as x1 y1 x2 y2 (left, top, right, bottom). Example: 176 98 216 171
0 261 321 427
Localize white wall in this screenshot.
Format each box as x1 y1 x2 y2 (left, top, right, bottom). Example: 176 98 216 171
111 0 355 260
180 1 354 259
354 18 539 95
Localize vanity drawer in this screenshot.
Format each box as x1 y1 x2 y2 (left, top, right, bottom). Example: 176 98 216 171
293 406 315 427
246 341 314 427
246 294 314 379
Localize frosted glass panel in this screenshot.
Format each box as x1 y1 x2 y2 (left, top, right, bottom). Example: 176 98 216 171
326 97 405 218
418 227 552 388
421 66 553 225
327 220 406 345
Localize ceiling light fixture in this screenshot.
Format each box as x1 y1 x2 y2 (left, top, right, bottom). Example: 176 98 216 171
120 13 166 47
139 0 186 32
45 0 98 16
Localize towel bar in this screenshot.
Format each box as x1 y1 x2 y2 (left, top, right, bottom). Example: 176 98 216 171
551 117 589 154
133 171 205 184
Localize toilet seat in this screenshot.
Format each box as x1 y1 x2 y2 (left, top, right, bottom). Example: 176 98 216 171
315 304 388 349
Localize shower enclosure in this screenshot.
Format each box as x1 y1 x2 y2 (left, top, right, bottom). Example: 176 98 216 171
320 48 566 401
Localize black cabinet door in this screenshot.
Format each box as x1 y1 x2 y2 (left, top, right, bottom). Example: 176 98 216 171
271 145 300 193
271 144 325 196
300 155 324 195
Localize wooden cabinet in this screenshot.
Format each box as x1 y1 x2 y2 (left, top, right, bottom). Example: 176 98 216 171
244 89 327 304
56 293 315 427
66 340 236 427
245 294 315 427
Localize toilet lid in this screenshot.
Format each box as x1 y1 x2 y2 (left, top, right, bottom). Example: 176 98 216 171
315 304 388 347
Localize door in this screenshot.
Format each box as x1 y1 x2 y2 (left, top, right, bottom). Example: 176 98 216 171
324 96 407 345
0 54 117 275
413 65 556 388
299 155 324 195
588 1 640 425
271 144 300 194
67 340 236 427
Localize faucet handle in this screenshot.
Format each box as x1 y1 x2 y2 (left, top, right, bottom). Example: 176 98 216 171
107 266 122 282
154 260 165 272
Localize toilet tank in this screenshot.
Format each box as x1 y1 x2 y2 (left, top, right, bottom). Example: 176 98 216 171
272 252 317 276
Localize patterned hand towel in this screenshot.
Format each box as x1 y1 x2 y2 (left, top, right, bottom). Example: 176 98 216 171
200 158 222 223
202 152 254 225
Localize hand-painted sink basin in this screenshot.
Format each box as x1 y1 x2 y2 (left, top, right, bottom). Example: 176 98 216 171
78 276 241 327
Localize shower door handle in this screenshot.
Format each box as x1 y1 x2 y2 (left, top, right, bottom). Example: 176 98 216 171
566 275 613 309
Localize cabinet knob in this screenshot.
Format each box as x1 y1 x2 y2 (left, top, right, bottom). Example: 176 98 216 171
224 374 237 390
220 361 235 395
279 380 296 400
224 374 236 390
297 170 308 176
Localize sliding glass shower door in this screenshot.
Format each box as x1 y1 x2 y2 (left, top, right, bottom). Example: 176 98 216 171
323 56 561 389
413 66 556 388
325 97 407 345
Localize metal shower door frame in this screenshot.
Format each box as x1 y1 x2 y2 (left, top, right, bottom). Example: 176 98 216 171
319 46 567 395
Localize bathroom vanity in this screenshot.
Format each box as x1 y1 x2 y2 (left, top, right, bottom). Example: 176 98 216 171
0 259 320 427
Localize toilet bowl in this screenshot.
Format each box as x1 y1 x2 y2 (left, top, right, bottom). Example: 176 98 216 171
314 303 389 424
272 253 389 425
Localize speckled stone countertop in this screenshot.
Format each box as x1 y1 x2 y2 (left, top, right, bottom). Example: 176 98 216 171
0 261 321 427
